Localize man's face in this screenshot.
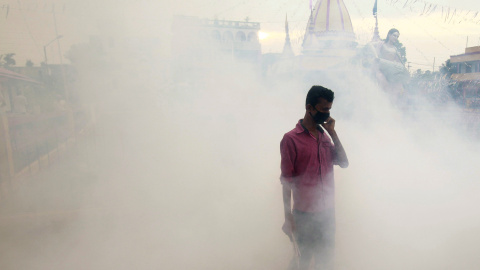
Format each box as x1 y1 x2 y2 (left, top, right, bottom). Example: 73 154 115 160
309 98 332 115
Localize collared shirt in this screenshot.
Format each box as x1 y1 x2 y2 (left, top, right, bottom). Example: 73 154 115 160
280 120 338 213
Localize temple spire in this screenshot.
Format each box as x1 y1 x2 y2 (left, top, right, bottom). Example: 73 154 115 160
282 14 294 57
372 0 381 41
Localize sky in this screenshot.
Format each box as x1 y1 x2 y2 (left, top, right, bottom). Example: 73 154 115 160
0 0 479 71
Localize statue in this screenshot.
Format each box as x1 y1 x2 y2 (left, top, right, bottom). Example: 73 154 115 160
366 28 410 101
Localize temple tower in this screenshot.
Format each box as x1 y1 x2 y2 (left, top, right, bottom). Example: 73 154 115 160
302 0 357 61
282 14 295 57
372 0 381 41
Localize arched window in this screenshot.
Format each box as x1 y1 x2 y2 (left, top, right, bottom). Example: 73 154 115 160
235 31 246 42
223 31 234 43
247 32 257 42
211 30 221 40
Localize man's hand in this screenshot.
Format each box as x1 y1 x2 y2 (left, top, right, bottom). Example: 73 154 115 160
322 116 350 168
321 117 336 134
282 212 295 241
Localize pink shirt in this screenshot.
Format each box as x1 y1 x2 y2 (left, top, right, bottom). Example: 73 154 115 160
280 120 338 213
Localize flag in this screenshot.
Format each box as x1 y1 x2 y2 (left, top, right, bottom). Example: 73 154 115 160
373 0 377 16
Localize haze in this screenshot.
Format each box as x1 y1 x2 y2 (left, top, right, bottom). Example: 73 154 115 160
0 1 480 270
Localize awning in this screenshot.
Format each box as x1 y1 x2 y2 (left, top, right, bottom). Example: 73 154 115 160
0 67 42 84
451 73 480 82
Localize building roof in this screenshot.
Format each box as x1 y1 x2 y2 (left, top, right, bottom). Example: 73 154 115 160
302 0 356 54
450 46 480 63
0 67 41 84
305 0 354 40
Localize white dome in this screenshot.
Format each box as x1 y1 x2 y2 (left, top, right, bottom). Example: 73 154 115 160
303 0 356 53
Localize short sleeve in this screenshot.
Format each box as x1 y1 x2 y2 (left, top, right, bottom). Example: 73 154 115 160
280 134 296 185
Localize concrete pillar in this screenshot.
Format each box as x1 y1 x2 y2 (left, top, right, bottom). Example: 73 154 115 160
0 114 14 190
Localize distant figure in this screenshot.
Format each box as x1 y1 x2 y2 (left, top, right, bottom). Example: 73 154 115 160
369 28 409 100
13 90 27 114
280 86 349 270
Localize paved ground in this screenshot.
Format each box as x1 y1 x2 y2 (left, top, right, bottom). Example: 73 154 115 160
0 133 104 269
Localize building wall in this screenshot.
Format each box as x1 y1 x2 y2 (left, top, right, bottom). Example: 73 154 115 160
451 46 480 75
171 16 261 63
450 46 480 108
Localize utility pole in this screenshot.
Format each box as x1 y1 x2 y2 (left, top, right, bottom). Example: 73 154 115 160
407 62 411 72
43 35 63 67
52 11 68 102
433 57 435 72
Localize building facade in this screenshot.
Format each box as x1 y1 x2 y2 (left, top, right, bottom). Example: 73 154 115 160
450 46 480 108
171 16 261 64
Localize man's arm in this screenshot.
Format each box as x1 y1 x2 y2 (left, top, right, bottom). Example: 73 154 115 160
329 130 349 168
282 184 294 240
280 135 296 240
322 117 349 168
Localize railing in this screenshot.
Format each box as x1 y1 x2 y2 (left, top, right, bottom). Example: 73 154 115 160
8 112 72 174
0 108 92 183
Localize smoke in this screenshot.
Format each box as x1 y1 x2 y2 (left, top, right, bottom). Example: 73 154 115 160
1 1 480 270
327 69 480 269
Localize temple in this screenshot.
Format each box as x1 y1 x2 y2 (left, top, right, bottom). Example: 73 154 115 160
171 15 262 64
302 0 356 54
300 0 357 71
271 0 357 75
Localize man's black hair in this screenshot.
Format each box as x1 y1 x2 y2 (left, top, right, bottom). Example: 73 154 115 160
305 85 334 107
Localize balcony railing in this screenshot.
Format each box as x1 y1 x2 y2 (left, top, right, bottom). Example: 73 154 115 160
203 19 260 29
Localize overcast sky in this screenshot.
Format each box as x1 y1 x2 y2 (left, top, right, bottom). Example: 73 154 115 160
0 0 479 71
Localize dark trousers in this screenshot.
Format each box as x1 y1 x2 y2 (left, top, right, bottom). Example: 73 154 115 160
293 209 335 270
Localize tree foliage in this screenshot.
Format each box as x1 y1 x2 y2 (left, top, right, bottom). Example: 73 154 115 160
439 59 456 79
26 59 34 67
0 53 16 68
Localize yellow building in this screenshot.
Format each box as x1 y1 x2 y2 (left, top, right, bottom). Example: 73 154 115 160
450 46 480 108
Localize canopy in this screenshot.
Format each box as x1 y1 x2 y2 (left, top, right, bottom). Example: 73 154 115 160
0 67 41 84
451 73 480 82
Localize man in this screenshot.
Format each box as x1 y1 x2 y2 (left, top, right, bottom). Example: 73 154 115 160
280 85 349 270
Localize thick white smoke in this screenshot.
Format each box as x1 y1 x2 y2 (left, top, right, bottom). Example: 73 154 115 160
1 2 480 270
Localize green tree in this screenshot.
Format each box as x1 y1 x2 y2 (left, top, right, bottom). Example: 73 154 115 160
0 53 16 68
26 59 34 67
439 59 462 102
408 69 453 104
439 59 456 79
